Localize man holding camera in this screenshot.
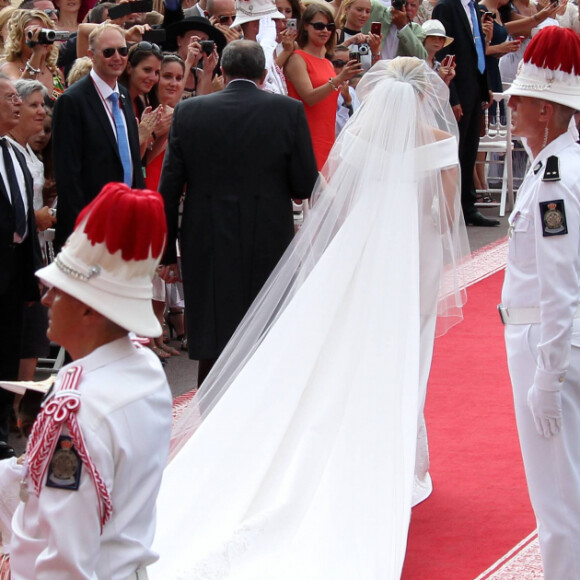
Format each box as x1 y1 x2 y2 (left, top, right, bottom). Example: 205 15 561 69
159 40 318 386
363 0 427 60
52 23 144 249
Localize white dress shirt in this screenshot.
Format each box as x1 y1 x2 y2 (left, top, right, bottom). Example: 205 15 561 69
0 135 29 242
90 68 134 178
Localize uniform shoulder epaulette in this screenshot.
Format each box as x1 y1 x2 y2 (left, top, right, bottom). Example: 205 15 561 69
543 156 560 181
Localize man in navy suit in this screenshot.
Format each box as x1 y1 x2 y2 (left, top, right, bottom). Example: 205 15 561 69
433 0 499 227
0 74 42 455
52 23 145 249
159 40 318 385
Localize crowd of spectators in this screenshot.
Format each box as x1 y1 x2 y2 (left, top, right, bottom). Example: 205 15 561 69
0 0 578 454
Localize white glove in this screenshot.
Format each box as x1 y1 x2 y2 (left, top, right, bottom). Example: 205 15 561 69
527 385 562 438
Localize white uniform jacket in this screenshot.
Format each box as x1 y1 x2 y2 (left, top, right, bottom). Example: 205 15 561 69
502 131 580 390
10 336 173 579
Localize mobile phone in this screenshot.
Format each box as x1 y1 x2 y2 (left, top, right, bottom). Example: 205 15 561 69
142 28 166 43
391 0 406 10
349 45 361 63
200 39 215 56
108 0 153 20
441 54 455 67
484 10 496 20
286 18 297 31
551 0 559 6
371 21 381 35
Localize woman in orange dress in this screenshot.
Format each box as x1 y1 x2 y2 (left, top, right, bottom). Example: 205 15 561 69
285 3 362 170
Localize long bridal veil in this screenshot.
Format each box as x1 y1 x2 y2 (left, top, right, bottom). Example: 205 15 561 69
151 58 470 579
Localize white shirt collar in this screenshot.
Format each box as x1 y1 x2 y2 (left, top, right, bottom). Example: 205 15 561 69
227 78 258 88
90 68 120 100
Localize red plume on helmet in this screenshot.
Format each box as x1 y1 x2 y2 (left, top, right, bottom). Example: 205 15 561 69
523 26 580 75
76 183 167 262
506 25 580 111
36 183 169 337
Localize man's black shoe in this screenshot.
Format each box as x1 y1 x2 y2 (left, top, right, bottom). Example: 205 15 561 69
465 211 500 227
0 440 15 459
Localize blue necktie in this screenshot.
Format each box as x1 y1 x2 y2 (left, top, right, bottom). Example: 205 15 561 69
0 138 27 238
468 0 486 74
108 92 132 186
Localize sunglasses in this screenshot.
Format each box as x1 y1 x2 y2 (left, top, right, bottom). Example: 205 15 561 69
43 8 59 17
309 21 336 31
101 46 129 58
218 14 236 23
332 59 347 67
132 41 162 55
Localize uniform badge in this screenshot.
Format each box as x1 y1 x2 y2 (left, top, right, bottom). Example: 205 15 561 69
542 156 561 181
533 160 543 175
540 199 567 237
46 435 82 490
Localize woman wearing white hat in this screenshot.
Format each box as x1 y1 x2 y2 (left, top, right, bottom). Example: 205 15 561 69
421 19 455 86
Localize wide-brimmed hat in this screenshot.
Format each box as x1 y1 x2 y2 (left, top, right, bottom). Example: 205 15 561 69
231 0 285 27
421 19 453 47
505 26 580 111
165 16 227 53
36 183 167 338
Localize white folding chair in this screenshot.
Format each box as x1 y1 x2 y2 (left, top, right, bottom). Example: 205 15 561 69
475 92 514 217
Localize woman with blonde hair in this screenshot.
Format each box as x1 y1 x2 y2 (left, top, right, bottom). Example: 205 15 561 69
335 0 381 69
0 6 18 56
0 9 64 99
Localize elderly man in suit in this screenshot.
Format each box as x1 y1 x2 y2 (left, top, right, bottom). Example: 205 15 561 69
0 74 42 457
159 40 318 385
433 0 499 227
52 23 144 249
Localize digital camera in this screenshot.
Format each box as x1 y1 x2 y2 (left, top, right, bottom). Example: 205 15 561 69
200 40 215 56
27 29 70 44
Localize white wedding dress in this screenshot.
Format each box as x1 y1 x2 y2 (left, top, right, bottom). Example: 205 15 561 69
150 59 470 580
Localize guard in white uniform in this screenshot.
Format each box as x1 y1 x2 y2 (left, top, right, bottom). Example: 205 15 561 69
8 183 172 580
500 27 580 580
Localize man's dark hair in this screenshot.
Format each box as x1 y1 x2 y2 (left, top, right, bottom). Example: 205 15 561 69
19 0 42 8
221 40 265 82
88 2 116 23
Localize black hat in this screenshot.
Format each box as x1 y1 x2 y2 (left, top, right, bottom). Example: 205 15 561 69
165 16 227 53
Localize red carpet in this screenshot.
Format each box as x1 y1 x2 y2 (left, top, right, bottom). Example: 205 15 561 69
402 269 536 579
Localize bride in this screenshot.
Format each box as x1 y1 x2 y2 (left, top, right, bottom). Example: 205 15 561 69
150 57 470 580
